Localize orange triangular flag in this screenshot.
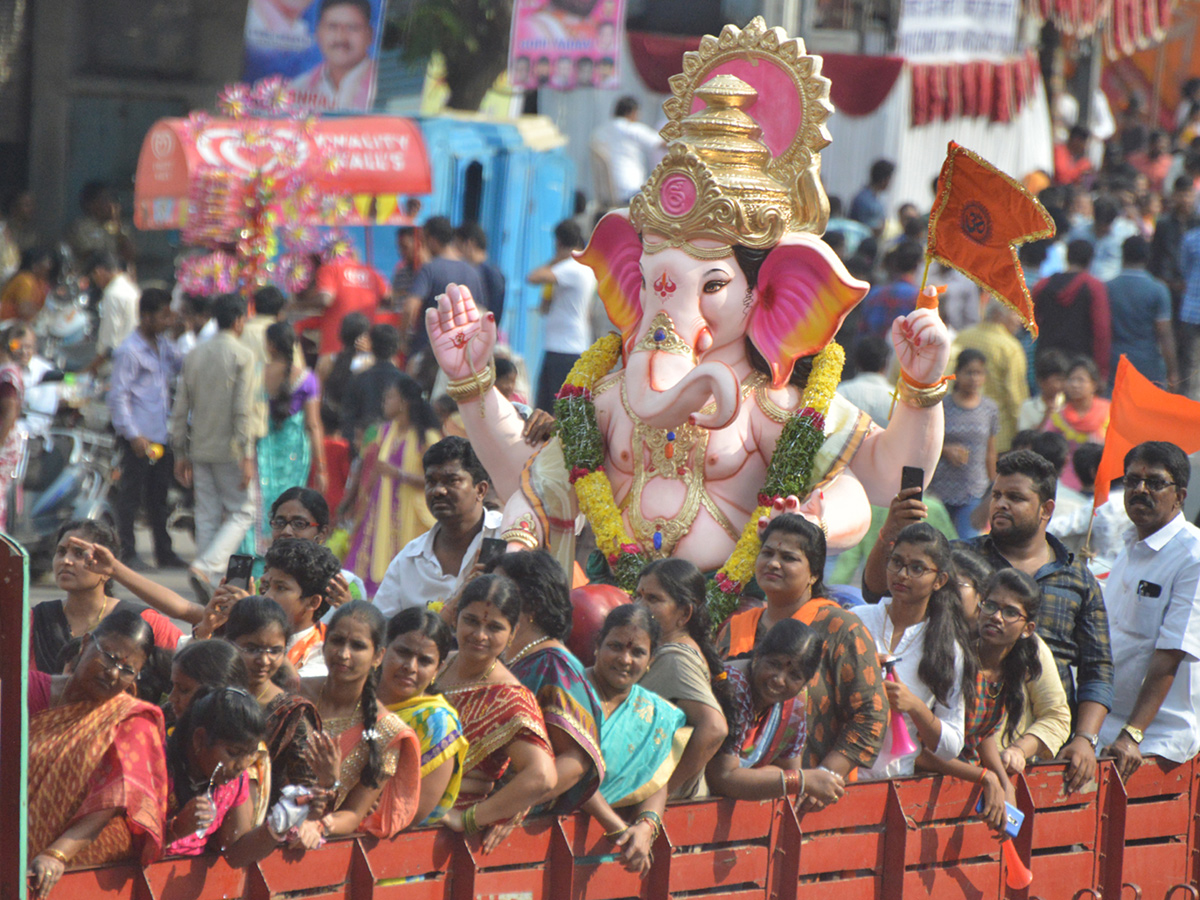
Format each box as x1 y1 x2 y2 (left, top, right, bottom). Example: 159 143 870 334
927 142 1055 335
1093 355 1200 509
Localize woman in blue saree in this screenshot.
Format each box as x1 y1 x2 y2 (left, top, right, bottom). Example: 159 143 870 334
583 604 688 875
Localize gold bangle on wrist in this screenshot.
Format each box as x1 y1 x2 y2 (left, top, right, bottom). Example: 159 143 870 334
42 848 69 865
896 375 951 409
446 362 497 404
463 804 481 836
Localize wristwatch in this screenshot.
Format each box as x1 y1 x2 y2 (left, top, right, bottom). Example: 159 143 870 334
1121 725 1145 745
1071 731 1100 751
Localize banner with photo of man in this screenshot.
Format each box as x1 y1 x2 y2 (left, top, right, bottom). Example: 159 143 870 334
243 0 388 111
508 0 624 91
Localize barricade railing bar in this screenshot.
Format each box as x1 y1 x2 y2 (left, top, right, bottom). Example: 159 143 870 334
39 757 1200 900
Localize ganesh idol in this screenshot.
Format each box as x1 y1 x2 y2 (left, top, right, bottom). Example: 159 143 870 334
426 18 950 615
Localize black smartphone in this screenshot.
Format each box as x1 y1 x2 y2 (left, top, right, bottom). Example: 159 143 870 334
225 554 255 591
900 466 925 501
478 537 508 569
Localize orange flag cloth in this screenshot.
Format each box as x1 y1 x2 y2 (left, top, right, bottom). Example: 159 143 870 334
1093 355 1200 509
927 142 1055 335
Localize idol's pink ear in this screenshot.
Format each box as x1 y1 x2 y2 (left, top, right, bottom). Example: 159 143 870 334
747 235 870 388
576 212 643 352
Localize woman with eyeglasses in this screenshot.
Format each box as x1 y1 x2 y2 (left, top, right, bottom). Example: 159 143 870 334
27 610 168 899
225 596 340 807
856 522 975 780
950 550 1071 774
916 568 1055 830
264 487 366 609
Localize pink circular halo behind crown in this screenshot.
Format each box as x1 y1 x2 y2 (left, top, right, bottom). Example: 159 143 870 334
628 17 834 254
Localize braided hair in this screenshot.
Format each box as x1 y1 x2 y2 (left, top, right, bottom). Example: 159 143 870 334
328 601 388 789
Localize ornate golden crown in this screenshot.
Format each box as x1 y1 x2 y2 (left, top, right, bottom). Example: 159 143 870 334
628 17 834 255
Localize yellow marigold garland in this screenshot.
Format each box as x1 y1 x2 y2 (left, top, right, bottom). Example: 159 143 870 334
555 334 844 620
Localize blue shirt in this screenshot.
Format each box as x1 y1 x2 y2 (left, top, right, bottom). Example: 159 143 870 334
849 186 885 231
1178 227 1200 325
1106 267 1172 385
107 330 181 443
857 278 918 340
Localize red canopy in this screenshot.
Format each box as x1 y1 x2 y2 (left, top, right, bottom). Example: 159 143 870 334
134 116 432 230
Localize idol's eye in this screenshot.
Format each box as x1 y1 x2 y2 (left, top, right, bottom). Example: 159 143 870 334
703 278 729 294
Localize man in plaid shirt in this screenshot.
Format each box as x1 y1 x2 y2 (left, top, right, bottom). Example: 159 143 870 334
954 450 1113 794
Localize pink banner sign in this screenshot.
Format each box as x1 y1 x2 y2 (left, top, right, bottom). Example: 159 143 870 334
508 0 624 91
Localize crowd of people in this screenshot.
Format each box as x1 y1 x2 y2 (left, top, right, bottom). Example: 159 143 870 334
10 89 1200 899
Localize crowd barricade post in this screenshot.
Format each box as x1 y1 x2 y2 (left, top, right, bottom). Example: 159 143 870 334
1113 757 1198 900
892 772 1006 897
359 826 457 899
554 811 652 900
246 837 355 900
794 779 906 900
449 813 556 900
1017 760 1111 899
0 533 30 899
658 798 782 899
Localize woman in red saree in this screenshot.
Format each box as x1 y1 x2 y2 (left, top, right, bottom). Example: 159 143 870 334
433 575 557 851
341 376 440 596
296 601 421 844
27 609 168 899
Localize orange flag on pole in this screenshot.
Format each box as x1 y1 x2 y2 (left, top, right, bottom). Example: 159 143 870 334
1093 355 1200 509
926 142 1055 335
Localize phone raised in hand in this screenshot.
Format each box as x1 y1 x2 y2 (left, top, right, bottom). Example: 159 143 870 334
900 466 925 501
477 537 508 570
224 554 255 592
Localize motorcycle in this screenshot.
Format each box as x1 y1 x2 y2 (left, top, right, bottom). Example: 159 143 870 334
6 425 117 574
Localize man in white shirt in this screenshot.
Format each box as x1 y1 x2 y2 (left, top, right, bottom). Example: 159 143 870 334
373 436 502 617
590 96 664 206
86 252 140 374
289 0 377 111
529 219 597 412
1098 441 1200 776
837 335 894 427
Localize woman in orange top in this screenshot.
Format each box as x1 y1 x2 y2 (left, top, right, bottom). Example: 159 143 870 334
1 247 58 322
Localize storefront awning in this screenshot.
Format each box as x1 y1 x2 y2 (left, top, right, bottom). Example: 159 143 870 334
134 115 432 230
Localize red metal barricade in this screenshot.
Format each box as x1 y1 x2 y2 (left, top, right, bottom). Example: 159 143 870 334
37 760 1200 900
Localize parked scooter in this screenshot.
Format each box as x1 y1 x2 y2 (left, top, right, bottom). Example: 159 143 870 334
6 426 116 574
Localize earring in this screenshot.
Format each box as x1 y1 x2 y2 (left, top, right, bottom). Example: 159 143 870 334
742 286 754 312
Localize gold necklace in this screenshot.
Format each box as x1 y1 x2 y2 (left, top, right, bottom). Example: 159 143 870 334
434 656 499 693
74 596 110 637
318 684 363 726
506 635 550 667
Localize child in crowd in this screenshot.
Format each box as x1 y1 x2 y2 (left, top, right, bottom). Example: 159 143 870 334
1016 348 1068 432
225 596 334 806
